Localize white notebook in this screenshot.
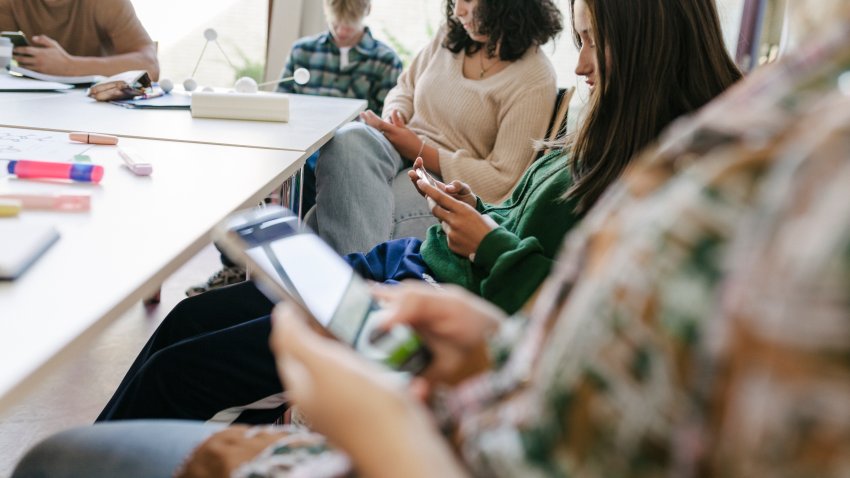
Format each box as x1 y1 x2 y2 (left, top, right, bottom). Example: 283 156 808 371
0 223 60 280
9 65 103 85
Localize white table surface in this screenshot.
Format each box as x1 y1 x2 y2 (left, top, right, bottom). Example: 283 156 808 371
0 127 305 412
0 89 366 153
0 91 68 103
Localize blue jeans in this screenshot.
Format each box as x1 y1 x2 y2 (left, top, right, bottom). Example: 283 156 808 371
12 421 223 478
314 122 435 255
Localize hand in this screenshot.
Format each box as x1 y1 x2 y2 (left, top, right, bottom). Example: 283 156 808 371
175 425 289 478
271 304 421 454
407 157 477 207
360 110 423 160
271 304 466 478
13 35 76 76
373 282 502 389
417 181 499 257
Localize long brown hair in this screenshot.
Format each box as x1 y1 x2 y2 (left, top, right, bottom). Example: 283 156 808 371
567 0 741 212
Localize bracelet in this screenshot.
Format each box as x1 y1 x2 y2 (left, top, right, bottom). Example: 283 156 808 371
416 138 426 159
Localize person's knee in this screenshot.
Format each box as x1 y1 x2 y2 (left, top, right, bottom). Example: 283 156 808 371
321 122 371 159
318 122 395 179
155 299 206 344
12 428 87 477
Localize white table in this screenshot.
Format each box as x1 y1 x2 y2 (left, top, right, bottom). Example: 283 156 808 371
0 127 305 412
0 89 366 154
0 91 68 103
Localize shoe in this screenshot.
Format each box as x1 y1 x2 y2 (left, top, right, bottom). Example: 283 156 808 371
185 265 247 297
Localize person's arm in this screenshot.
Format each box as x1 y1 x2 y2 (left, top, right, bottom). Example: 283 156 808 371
14 0 159 79
475 187 580 314
15 35 158 79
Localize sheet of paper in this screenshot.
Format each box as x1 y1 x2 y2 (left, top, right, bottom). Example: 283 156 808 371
0 72 73 91
0 129 92 161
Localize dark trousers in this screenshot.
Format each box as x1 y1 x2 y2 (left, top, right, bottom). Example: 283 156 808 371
97 238 431 424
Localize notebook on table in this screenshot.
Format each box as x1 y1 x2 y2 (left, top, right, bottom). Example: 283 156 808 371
0 222 60 280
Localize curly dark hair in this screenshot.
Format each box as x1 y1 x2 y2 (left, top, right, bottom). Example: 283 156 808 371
444 0 563 61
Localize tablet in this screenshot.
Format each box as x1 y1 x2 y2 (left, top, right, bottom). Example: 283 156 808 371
0 222 60 280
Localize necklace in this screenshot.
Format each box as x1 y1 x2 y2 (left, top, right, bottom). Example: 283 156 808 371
479 52 501 79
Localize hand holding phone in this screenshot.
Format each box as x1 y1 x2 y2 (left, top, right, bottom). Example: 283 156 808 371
214 206 432 374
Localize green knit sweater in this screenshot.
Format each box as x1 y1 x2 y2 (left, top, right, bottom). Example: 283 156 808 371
420 150 581 313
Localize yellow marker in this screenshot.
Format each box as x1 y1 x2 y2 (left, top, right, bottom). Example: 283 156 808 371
0 198 22 217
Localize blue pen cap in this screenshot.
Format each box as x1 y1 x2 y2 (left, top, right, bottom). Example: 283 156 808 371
70 163 99 182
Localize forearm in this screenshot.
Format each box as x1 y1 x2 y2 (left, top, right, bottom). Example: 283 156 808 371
421 144 442 175
353 400 468 478
68 48 159 80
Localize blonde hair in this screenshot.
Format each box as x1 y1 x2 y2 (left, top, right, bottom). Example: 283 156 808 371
324 0 370 23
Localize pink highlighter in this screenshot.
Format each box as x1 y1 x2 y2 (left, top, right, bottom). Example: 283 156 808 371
2 159 104 183
0 193 91 212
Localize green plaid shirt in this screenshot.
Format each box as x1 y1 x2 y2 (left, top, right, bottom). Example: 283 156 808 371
276 27 402 115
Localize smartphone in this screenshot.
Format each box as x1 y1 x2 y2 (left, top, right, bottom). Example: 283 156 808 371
415 167 438 210
214 206 432 374
1 31 29 47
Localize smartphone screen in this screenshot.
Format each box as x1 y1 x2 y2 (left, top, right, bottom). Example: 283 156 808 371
220 208 431 373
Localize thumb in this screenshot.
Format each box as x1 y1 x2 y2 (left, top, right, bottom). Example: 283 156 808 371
32 35 58 47
271 303 326 369
393 110 406 127
272 302 356 373
446 180 470 194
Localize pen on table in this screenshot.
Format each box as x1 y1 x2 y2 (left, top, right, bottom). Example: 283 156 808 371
0 193 91 212
1 159 104 183
69 132 119 145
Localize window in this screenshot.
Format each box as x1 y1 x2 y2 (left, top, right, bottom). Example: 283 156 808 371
132 0 269 87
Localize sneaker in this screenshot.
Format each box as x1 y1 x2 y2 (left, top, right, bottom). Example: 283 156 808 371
185 265 247 297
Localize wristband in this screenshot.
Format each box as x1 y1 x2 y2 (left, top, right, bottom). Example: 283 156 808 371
416 138 426 159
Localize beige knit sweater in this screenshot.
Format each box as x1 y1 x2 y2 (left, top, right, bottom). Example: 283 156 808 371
382 28 557 203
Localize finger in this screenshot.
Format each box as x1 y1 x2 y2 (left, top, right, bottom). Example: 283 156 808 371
445 180 470 195
31 35 56 48
392 110 406 127
273 303 354 371
271 303 317 359
13 46 37 56
412 157 424 170
372 282 449 329
428 201 452 223
419 181 462 212
359 110 381 127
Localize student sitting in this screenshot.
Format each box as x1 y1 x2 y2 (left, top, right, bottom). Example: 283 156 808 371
13 4 848 476
187 0 403 297
0 0 159 79
92 0 740 427
311 0 563 256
